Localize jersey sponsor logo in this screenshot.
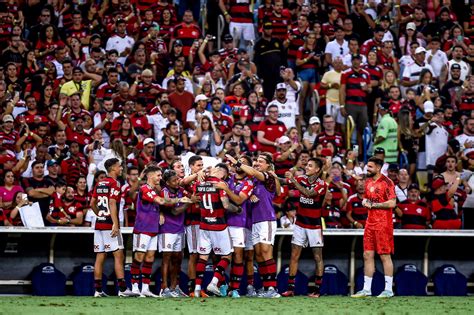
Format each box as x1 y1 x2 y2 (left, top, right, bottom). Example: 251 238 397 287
199 247 207 252
94 244 99 250
104 244 111 250
204 216 217 223
213 247 221 253
300 196 314 205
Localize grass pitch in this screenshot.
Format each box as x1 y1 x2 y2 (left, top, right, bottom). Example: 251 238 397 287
0 296 473 315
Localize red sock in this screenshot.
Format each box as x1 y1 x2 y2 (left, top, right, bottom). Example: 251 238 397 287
230 263 244 290
142 261 153 285
94 279 102 292
263 259 277 289
196 259 206 286
214 258 230 284
247 273 254 286
130 259 141 284
258 262 267 288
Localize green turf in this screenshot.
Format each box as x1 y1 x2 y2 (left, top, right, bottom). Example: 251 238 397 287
0 296 473 315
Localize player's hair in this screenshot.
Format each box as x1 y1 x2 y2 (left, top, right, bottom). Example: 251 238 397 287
368 157 384 167
104 158 120 172
144 165 162 179
239 155 252 166
55 180 67 188
215 163 229 174
127 166 138 174
170 159 183 170
308 157 323 170
162 169 177 183
259 152 274 171
31 161 44 169
189 155 203 167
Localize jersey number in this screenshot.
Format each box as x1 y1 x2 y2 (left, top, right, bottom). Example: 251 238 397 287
97 196 110 216
202 194 214 213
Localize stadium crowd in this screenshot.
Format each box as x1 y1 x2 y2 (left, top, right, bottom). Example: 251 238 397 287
0 0 474 297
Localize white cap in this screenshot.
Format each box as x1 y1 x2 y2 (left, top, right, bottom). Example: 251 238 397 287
415 47 426 54
143 138 155 146
309 116 320 125
194 94 208 103
424 100 434 113
381 32 394 43
276 83 287 90
277 136 291 144
406 22 416 31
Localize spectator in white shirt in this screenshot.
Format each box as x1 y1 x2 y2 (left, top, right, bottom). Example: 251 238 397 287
325 27 349 69
266 83 300 129
342 38 366 69
425 36 448 80
402 47 434 92
105 19 135 64
456 117 474 156
186 94 213 138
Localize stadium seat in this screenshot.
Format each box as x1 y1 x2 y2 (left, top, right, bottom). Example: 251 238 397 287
277 264 309 296
71 263 107 296
432 264 467 296
31 263 66 296
394 264 428 296
154 267 190 294
320 265 349 296
355 267 384 296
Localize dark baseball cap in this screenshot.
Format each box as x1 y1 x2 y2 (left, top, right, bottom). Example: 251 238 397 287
451 63 461 70
263 22 273 29
223 34 233 42
174 39 183 46
352 53 362 60
379 102 390 111
408 183 420 191
388 163 399 172
374 147 385 155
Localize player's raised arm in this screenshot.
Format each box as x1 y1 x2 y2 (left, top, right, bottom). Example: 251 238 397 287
225 154 266 182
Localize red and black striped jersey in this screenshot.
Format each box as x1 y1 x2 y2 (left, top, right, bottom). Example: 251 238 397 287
159 22 174 42
228 0 254 24
184 179 200 226
326 0 348 18
287 28 309 61
323 181 351 228
360 39 382 56
459 91 474 112
377 52 397 72
134 82 165 110
60 155 88 186
225 95 247 121
265 11 291 40
257 4 273 29
92 177 121 230
134 0 157 12
74 191 90 210
0 130 18 153
397 199 430 229
322 22 336 39
341 68 371 106
130 113 151 136
362 64 383 82
152 3 178 24
66 25 90 41
296 47 319 70
195 177 228 231
315 131 345 153
172 23 202 56
273 151 296 177
291 175 327 229
96 82 119 99
346 193 367 226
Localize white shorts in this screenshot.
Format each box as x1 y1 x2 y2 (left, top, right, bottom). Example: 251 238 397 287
291 225 324 248
326 100 345 125
244 228 253 251
133 233 158 252
229 226 245 248
159 233 185 253
186 225 200 254
198 228 233 256
252 221 277 246
230 21 255 41
94 230 124 253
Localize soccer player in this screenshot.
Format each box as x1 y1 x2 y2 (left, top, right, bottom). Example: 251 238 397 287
226 153 281 298
159 170 192 297
181 155 205 296
214 155 255 298
193 164 241 297
131 166 192 297
90 158 131 297
280 158 327 298
352 157 396 298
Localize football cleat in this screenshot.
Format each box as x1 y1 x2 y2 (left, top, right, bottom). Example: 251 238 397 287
219 284 228 297
174 286 189 297
377 290 394 298
131 283 141 296
263 287 280 298
206 283 221 296
140 289 159 298
160 288 179 298
351 289 372 298
230 290 241 298
94 291 108 298
281 290 294 297
118 288 140 297
256 288 265 298
308 292 320 298
246 285 257 297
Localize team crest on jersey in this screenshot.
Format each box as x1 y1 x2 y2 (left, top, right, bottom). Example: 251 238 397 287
275 42 279 48
141 244 146 249
279 126 283 132
370 187 375 192
416 208 422 214
192 31 197 36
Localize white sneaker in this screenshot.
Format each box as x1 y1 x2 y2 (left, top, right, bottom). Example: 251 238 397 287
206 283 221 296
246 285 257 297
94 291 108 298
174 286 189 297
351 289 372 298
377 290 394 298
263 287 280 298
141 289 159 298
131 283 141 296
160 287 179 298
118 288 140 297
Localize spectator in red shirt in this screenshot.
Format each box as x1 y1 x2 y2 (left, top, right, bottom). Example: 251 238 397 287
168 77 194 120
257 104 287 154
170 10 202 57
